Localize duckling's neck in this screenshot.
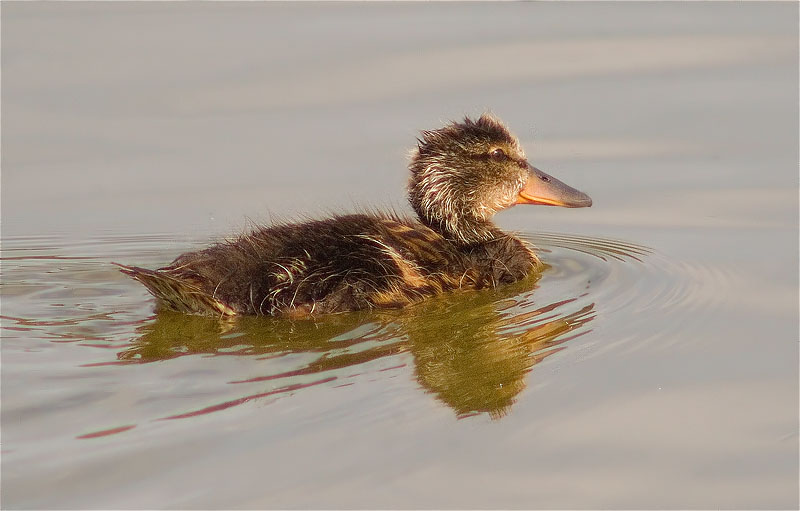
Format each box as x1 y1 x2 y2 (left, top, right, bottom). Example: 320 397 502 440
415 210 501 246
407 157 507 245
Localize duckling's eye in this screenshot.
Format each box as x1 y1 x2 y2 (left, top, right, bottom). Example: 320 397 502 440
489 148 507 162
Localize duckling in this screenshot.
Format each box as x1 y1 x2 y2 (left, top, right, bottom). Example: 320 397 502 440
117 114 591 317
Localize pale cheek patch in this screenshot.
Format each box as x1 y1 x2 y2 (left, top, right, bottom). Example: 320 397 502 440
473 182 519 219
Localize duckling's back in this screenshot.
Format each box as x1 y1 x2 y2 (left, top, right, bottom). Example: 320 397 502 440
120 215 441 316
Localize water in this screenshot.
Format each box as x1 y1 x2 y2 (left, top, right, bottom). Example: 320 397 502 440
2 3 797 509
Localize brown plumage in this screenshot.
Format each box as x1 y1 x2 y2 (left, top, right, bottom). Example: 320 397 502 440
118 114 592 317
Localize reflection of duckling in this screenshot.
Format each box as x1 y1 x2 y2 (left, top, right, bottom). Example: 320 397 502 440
117 114 591 316
117 284 595 420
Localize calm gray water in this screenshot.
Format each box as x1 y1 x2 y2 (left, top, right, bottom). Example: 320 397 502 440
2 3 798 509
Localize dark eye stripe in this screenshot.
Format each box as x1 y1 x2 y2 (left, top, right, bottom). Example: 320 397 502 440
470 153 494 160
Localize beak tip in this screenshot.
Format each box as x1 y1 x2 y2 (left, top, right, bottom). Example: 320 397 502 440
572 193 592 208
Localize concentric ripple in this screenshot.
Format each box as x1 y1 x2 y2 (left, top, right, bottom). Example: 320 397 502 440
527 231 737 354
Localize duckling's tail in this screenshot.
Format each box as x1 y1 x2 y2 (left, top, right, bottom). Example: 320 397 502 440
113 263 236 317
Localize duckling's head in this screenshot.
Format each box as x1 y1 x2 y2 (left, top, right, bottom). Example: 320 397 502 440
408 113 591 244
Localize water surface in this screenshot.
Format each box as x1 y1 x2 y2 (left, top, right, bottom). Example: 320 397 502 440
2 3 797 509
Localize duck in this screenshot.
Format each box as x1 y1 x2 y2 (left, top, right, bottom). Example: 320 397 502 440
117 113 592 317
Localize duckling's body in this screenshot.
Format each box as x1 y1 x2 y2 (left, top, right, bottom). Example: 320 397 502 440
119 213 539 316
119 114 591 317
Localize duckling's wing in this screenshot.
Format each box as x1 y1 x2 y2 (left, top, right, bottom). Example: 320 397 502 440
114 263 236 317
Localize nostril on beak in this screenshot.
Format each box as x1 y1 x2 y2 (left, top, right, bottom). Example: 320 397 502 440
539 175 550 182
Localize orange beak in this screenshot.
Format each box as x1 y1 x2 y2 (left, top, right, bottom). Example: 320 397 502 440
516 165 592 208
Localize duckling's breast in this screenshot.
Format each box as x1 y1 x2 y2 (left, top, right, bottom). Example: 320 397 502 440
373 218 542 299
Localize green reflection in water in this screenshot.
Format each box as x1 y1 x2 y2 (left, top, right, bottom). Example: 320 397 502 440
118 274 595 420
